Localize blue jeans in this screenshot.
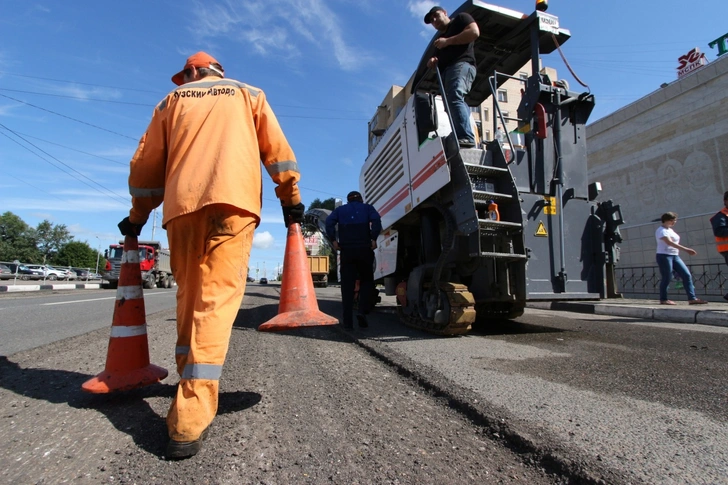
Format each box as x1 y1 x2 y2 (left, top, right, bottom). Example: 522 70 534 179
443 62 476 142
656 253 696 301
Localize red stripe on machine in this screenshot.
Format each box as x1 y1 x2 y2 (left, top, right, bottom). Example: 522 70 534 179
378 185 410 217
412 152 446 190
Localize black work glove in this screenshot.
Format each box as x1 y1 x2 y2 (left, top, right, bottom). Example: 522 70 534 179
282 203 305 227
118 217 144 236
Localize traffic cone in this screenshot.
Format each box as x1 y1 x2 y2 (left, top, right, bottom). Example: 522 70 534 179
258 223 338 332
82 235 168 393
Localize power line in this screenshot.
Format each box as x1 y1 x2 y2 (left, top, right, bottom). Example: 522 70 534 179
0 87 153 107
13 131 128 166
3 170 68 203
0 92 138 140
0 70 367 113
0 123 130 206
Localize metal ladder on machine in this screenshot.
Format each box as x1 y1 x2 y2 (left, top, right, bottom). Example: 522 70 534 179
462 70 528 263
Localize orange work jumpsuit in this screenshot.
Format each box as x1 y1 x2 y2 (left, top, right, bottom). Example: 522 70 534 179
126 77 301 442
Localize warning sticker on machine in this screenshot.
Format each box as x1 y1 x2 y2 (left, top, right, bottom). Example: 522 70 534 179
535 221 548 237
543 196 557 215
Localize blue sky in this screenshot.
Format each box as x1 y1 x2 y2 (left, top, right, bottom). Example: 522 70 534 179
1 0 725 279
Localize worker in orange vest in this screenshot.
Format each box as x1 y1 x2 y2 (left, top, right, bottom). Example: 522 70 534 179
118 51 305 459
710 191 728 301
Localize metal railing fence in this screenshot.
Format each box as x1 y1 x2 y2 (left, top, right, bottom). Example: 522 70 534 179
616 263 728 297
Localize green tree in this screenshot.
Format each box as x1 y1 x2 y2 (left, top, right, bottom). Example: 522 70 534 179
0 212 40 262
55 241 105 270
309 197 337 210
36 220 73 263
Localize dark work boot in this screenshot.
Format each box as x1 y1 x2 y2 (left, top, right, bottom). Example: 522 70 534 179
356 313 368 328
166 427 209 460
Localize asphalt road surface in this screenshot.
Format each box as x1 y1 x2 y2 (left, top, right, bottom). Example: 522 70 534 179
0 288 178 356
0 284 726 484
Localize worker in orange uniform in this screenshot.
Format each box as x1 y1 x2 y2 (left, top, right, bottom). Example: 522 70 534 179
117 51 305 459
710 191 728 301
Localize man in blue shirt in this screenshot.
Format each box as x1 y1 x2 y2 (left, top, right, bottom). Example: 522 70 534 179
326 191 382 329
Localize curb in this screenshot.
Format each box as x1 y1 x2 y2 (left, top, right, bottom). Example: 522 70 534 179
0 283 102 292
526 301 728 326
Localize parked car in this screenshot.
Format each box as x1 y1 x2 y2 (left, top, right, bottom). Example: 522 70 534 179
0 264 13 280
259 277 268 285
246 276 255 282
72 267 91 279
3 263 44 280
26 264 68 280
48 266 76 280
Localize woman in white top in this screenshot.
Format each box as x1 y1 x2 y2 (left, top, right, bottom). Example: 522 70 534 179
655 212 707 305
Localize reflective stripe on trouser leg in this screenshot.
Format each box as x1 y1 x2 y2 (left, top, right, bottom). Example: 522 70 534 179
166 204 256 441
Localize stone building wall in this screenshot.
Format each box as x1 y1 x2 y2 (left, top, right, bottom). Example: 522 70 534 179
586 54 728 268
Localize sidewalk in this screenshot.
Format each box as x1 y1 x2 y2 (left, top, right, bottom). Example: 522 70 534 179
374 293 728 328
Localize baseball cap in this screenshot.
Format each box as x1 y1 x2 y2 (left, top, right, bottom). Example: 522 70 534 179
424 6 445 24
171 51 224 86
347 191 363 202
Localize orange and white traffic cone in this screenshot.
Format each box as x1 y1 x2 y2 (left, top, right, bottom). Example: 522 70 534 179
82 235 168 393
258 223 338 332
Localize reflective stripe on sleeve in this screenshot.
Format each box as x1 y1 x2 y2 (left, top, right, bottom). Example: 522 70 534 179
266 160 299 176
116 285 143 300
181 363 223 380
176 346 191 355
110 324 147 338
129 185 165 198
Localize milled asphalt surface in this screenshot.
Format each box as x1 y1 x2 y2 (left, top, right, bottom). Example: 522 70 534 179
3 281 728 483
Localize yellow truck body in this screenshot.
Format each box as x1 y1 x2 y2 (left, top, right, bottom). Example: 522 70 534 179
308 255 329 288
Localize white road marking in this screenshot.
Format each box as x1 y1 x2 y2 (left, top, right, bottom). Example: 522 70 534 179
41 291 173 306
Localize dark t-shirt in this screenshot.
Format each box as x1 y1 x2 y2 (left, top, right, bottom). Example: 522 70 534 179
435 12 477 70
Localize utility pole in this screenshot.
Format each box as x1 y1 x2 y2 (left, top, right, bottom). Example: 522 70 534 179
151 209 157 240
95 236 101 275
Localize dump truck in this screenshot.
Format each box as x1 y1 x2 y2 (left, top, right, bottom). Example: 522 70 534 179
360 1 623 335
103 240 174 289
308 255 330 288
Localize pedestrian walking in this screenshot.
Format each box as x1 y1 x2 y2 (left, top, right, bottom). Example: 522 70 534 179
424 5 480 147
325 191 382 329
655 212 707 305
117 51 305 459
709 191 728 301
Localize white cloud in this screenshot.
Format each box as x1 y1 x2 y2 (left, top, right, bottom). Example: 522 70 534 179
190 0 370 71
253 230 276 249
408 0 436 19
54 84 123 101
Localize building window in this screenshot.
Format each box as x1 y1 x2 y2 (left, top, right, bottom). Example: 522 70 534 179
485 130 491 141
470 106 479 113
483 108 489 122
519 72 528 81
502 111 509 122
497 90 508 103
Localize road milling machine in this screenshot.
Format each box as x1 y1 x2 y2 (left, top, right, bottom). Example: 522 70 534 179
358 1 623 335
